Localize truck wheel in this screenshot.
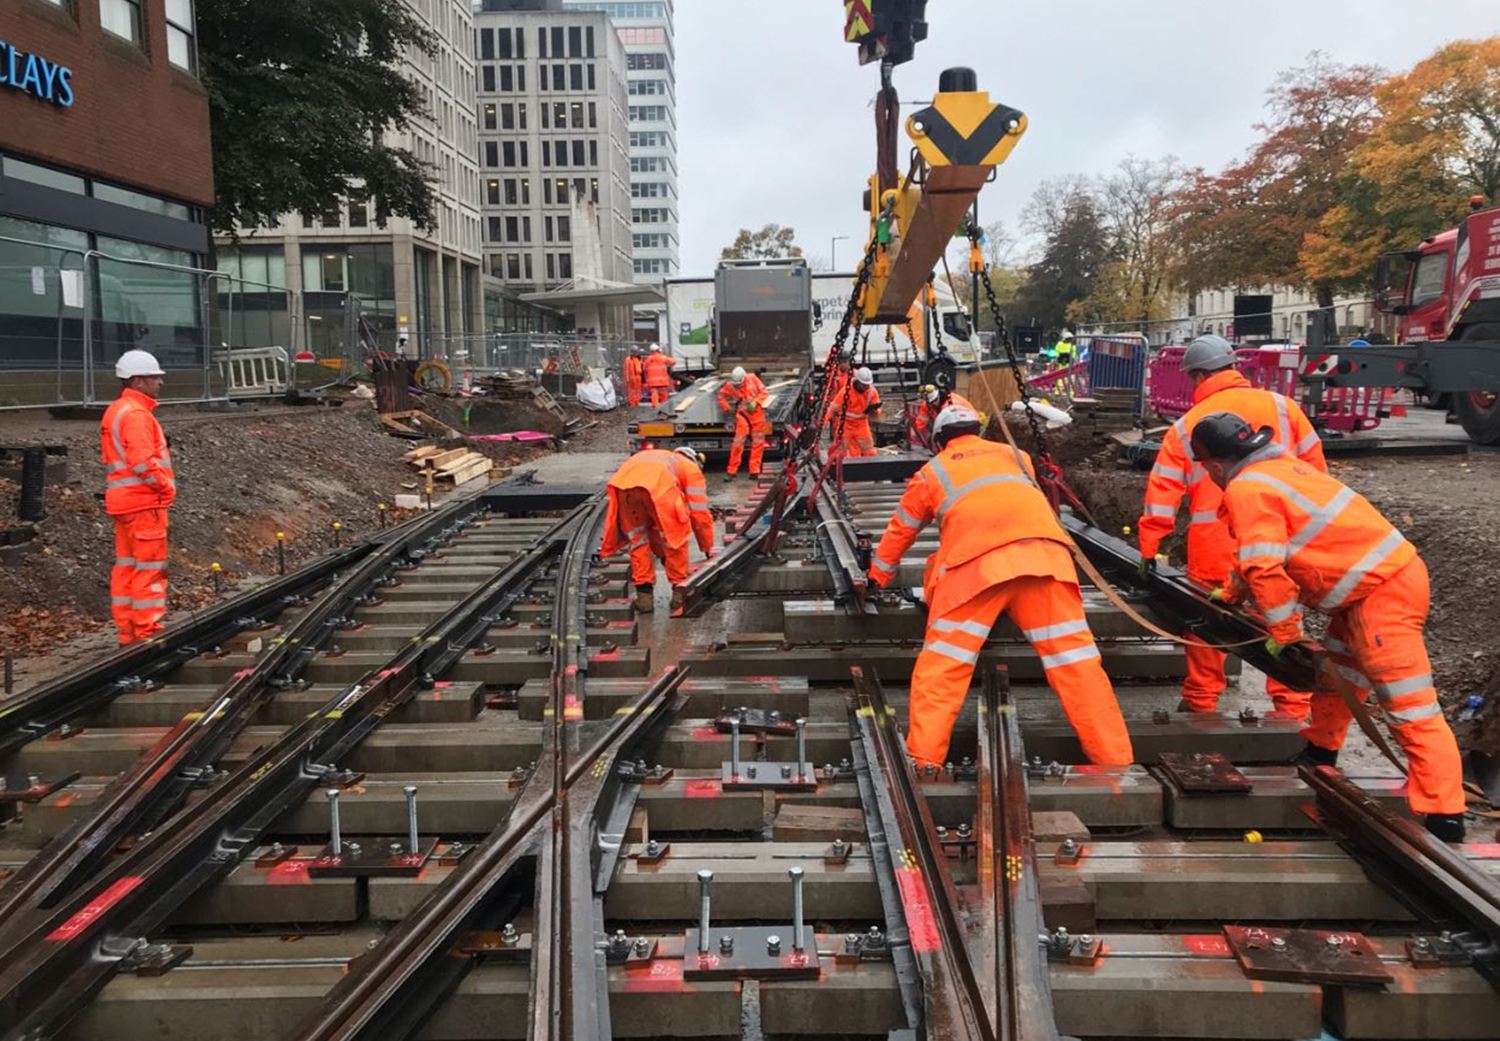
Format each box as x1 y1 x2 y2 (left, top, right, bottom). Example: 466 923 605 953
922 356 957 392
1454 324 1500 444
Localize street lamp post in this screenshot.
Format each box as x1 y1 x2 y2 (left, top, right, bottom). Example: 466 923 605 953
831 236 849 272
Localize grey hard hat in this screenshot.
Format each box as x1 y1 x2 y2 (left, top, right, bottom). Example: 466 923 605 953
1181 335 1236 374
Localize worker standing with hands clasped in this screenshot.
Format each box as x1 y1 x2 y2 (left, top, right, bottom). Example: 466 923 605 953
1190 412 1466 841
866 406 1134 768
828 366 881 457
717 366 770 481
643 343 677 409
101 350 177 645
1138 334 1325 719
600 446 715 613
623 346 644 407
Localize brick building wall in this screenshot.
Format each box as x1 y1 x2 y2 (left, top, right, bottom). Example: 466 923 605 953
0 0 212 206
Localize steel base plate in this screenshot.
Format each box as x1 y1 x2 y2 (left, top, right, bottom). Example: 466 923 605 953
683 926 820 980
715 707 797 736
720 761 817 792
0 771 80 802
307 837 438 877
1223 925 1392 986
1159 752 1252 794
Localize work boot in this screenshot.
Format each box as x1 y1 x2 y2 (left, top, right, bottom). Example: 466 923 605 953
724 471 737 482
1291 741 1340 769
1424 812 1466 843
632 586 654 614
669 587 685 611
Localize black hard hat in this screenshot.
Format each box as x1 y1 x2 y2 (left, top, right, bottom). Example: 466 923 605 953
1190 412 1274 462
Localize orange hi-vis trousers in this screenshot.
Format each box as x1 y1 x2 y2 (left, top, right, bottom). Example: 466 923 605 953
907 574 1134 767
649 384 672 408
616 487 690 588
626 378 642 407
842 418 876 457
1182 640 1312 719
727 409 770 476
111 508 168 645
1302 556 1463 815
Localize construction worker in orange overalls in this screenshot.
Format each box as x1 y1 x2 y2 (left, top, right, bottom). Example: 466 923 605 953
909 384 977 451
1191 412 1466 841
717 366 770 481
101 350 177 645
643 343 677 409
623 347 644 407
600 446 716 613
827 366 881 457
866 406 1134 768
1138 335 1326 720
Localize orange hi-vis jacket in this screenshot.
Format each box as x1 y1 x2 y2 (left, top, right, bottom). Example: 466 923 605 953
643 352 676 389
716 372 768 414
624 354 644 385
1139 369 1324 581
600 449 714 555
1220 447 1417 645
101 387 176 517
912 391 976 437
868 434 1075 619
827 381 880 427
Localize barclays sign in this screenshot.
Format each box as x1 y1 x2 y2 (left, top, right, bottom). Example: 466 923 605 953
0 39 75 108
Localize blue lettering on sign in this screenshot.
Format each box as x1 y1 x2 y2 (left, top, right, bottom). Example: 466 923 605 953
0 38 75 108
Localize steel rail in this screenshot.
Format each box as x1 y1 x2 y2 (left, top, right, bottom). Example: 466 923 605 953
850 664 994 1041
280 664 690 1041
810 474 876 615
0 497 484 925
975 665 1062 1041
1302 763 1500 988
0 503 594 1041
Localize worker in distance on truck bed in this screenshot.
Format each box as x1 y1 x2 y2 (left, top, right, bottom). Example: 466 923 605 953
101 350 177 645
623 346 644 407
1190 412 1466 841
826 366 881 457
1138 334 1326 719
717 366 770 481
600 446 716 613
643 343 677 409
866 405 1134 768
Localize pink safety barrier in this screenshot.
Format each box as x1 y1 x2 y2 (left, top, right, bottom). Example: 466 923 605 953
1146 346 1386 433
1026 360 1090 399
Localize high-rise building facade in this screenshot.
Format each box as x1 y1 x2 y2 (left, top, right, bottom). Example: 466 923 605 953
217 0 485 357
472 2 634 295
561 0 678 284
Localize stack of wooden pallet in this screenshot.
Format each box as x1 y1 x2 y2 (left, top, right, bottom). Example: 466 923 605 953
1069 388 1141 434
403 444 499 488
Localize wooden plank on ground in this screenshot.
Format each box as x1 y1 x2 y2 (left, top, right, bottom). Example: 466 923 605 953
771 804 865 842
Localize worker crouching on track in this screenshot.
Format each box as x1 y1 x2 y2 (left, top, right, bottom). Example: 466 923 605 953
101 350 177 645
910 384 977 451
828 366 881 457
623 346 644 407
1138 334 1325 720
643 343 677 409
600 446 716 613
866 406 1134 768
1190 413 1466 841
717 366 770 481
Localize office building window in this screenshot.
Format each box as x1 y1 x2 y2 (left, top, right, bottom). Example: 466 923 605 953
545 216 554 242
505 216 519 243
487 217 502 242
100 0 142 45
497 27 513 59
482 66 495 92
568 26 582 57
572 140 585 167
552 65 565 91
500 66 513 92
544 180 553 205
524 254 534 280
588 103 597 129
348 197 368 228
555 140 568 167
479 28 495 61
507 254 521 280
586 26 595 57
504 179 518 205
542 145 550 169
557 216 571 243
570 102 584 128
521 179 530 204
519 103 528 130
558 254 572 280
519 65 527 91
551 27 565 57
587 65 595 90
588 140 597 166
590 178 599 204
166 0 197 72
486 180 501 205
569 64 583 91
483 104 497 130
546 253 556 281
501 103 515 130
502 142 516 167
538 26 547 57
484 142 499 168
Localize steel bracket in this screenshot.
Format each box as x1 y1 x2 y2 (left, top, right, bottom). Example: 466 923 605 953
682 926 821 980
1158 751 1252 795
720 762 817 792
715 707 797 736
0 771 80 803
308 837 437 877
1223 925 1393 986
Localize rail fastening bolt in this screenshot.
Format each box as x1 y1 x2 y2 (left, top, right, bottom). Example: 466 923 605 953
788 866 806 951
404 785 420 853
795 717 808 781
766 934 781 956
325 788 342 856
719 934 735 955
1271 937 1287 951
697 869 714 954
729 717 741 778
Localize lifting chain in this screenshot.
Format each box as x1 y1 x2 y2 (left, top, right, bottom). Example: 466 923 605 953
969 221 1051 465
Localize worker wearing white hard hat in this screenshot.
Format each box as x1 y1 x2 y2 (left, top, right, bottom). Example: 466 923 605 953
643 343 676 408
600 446 716 613
911 383 978 452
100 350 176 645
825 364 882 457
1054 330 1076 366
716 365 770 480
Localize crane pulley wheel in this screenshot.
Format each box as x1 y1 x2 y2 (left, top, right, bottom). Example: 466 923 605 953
921 355 957 393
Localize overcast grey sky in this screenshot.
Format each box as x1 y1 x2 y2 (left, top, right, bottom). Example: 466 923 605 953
674 1 1500 275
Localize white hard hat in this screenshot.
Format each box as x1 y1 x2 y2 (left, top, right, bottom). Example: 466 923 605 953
932 404 982 443
1060 330 1074 340
650 343 661 352
921 384 941 405
854 366 874 385
730 366 747 385
1182 334 1236 374
116 350 165 379
673 446 705 466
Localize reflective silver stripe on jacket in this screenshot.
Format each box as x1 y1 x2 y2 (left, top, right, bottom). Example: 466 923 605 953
1189 511 1218 525
926 456 1032 520
1319 529 1407 610
1234 470 1323 516
1273 393 1292 448
894 504 923 529
1288 487 1355 557
1262 599 1299 623
871 555 897 575
1151 463 1186 482
1294 430 1321 456
1238 542 1287 562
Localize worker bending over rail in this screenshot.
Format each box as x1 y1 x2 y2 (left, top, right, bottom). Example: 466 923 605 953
717 366 770 480
827 366 881 457
1138 335 1325 720
866 406 1134 767
1191 412 1466 841
910 383 976 451
643 343 677 409
600 446 715 613
102 350 177 645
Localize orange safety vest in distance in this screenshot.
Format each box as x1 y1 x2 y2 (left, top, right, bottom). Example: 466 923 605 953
643 353 675 388
913 391 976 435
841 383 880 421
869 435 1074 618
1139 369 1325 580
101 387 176 516
600 449 714 554
1221 448 1417 644
624 355 644 383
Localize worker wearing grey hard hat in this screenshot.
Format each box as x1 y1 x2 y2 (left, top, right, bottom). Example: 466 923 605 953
1135 333 1327 719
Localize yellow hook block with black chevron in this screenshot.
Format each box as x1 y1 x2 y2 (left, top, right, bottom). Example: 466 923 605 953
907 87 1027 169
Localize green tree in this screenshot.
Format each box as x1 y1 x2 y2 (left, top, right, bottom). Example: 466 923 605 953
200 0 437 236
1012 184 1111 334
720 224 804 260
1072 156 1185 326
